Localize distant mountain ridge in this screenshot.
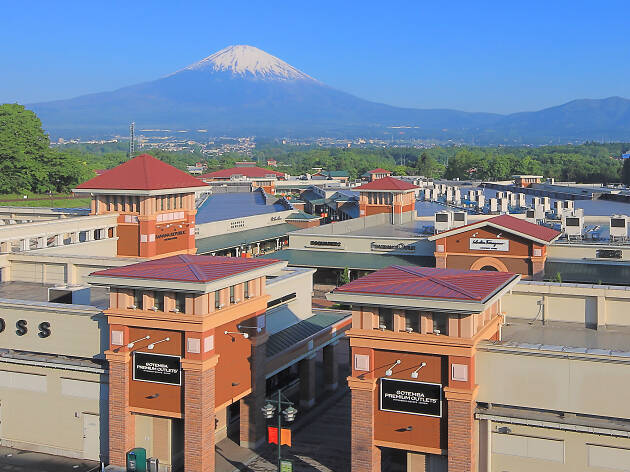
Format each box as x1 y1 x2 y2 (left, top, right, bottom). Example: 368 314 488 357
28 45 630 144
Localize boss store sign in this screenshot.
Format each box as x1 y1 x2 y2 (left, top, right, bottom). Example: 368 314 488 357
0 318 51 338
380 378 442 417
133 352 181 386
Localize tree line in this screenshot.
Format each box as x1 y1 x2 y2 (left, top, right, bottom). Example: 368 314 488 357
2 103 630 195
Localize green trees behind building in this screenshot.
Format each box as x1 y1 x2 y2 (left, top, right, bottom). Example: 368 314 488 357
0 104 93 193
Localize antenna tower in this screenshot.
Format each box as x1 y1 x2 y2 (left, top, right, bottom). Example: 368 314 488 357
129 122 135 158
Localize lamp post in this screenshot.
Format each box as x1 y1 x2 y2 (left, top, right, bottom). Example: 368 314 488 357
261 387 298 472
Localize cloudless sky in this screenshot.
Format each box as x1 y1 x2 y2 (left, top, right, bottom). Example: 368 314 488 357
1 0 629 113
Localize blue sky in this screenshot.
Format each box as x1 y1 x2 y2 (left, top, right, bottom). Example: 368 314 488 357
1 0 628 113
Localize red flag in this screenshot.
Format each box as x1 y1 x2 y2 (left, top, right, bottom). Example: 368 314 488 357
268 426 292 446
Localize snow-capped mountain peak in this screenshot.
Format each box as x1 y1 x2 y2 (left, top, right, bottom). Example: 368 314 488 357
179 45 316 81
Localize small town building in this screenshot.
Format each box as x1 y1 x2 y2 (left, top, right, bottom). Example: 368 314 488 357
512 175 543 187
199 166 286 194
356 177 419 221
363 168 393 182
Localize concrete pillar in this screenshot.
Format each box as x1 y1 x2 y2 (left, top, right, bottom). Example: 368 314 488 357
70 232 79 244
479 418 492 472
323 341 339 392
105 352 135 467
20 239 29 251
349 378 380 472
299 354 316 409
240 332 269 449
597 295 607 329
183 357 217 472
84 230 93 242
0 241 9 253
65 263 77 285
53 234 63 246
36 236 45 249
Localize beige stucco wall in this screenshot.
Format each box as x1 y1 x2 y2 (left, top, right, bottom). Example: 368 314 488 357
265 267 315 334
0 361 106 460
503 281 630 327
196 209 294 239
0 300 106 359
486 421 630 472
476 349 630 420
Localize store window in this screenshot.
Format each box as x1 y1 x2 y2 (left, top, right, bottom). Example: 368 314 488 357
433 314 448 335
404 311 420 333
133 290 143 310
154 292 164 311
378 308 393 331
175 292 186 313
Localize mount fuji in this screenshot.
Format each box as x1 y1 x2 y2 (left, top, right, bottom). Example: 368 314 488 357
29 45 630 143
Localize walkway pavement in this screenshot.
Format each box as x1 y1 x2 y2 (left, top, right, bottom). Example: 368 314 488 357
0 446 99 472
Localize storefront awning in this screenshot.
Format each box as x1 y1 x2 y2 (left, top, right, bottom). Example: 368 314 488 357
266 310 351 358
260 249 435 271
196 223 298 253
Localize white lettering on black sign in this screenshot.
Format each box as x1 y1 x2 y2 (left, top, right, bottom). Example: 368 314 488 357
133 352 181 386
380 378 442 417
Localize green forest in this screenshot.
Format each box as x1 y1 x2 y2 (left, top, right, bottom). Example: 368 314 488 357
2 103 630 197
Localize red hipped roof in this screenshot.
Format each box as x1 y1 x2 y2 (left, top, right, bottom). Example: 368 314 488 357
429 214 561 244
200 167 285 179
76 154 208 191
356 176 419 191
368 168 391 174
334 265 517 301
90 254 281 283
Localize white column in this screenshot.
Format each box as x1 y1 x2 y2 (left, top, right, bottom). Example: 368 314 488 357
20 239 29 251
70 232 79 244
54 234 64 246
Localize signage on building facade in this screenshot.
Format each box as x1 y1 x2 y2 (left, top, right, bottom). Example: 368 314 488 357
380 378 442 417
0 318 51 338
469 238 509 252
133 352 181 386
270 216 283 221
596 249 622 259
371 242 416 252
309 240 342 247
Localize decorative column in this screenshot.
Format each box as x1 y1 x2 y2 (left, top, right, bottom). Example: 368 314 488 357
323 341 339 392
105 350 135 467
240 332 269 449
299 354 317 409
182 355 218 472
348 377 380 472
444 386 478 472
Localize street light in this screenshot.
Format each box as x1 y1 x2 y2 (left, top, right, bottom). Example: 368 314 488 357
261 387 298 472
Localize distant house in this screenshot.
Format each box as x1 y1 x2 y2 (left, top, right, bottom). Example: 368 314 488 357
362 168 392 182
513 175 543 188
311 170 350 183
199 166 287 194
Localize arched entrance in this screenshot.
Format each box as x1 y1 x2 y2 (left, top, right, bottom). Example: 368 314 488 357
470 256 509 273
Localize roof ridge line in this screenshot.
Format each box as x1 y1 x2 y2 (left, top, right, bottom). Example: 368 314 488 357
178 254 206 281
392 265 479 300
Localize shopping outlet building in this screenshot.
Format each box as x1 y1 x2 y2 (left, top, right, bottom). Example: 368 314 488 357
328 266 630 472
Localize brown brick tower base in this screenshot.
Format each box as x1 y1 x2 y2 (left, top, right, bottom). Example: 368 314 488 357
445 386 478 472
183 356 218 472
349 378 380 472
106 351 135 467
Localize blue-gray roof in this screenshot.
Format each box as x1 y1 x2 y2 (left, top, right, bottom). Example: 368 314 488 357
196 191 290 224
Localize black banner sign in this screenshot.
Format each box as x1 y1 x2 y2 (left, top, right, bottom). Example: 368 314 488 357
380 378 442 417
596 249 622 259
133 352 181 386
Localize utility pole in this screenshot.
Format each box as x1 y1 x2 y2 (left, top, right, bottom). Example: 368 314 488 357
129 122 135 158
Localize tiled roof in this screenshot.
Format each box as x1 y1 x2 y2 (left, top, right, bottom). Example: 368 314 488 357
355 176 419 191
200 166 285 179
76 154 208 191
429 214 561 244
368 168 391 174
286 211 321 221
333 265 517 301
487 214 561 242
90 254 280 283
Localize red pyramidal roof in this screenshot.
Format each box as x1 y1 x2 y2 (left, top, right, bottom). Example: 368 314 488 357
75 154 208 191
356 176 419 191
90 254 281 283
200 166 285 179
334 265 517 302
368 168 391 174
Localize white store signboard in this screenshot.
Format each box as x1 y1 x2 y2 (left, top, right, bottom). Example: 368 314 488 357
469 238 509 252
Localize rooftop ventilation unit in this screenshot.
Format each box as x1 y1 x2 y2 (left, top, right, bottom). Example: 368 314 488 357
434 211 453 233
489 198 498 213
498 198 509 213
562 214 584 239
525 208 536 224
476 194 486 211
48 285 91 305
542 197 551 212
610 215 628 241
453 211 468 228
517 193 526 208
